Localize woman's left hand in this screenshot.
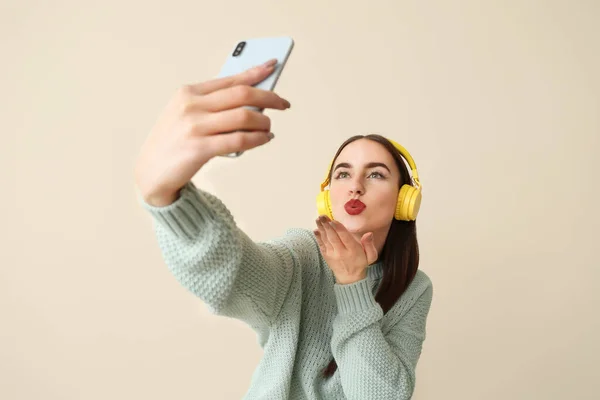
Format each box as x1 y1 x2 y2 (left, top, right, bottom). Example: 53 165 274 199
313 215 378 285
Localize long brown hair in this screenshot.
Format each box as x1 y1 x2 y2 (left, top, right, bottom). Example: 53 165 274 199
322 134 420 378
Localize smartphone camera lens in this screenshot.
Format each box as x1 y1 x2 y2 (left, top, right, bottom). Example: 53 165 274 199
233 41 246 57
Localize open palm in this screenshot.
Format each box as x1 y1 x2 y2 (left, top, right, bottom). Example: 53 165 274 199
313 215 378 285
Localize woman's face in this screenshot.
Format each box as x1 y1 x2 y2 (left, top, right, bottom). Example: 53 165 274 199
329 139 401 237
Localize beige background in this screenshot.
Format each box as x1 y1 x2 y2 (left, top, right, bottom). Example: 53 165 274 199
2 0 599 399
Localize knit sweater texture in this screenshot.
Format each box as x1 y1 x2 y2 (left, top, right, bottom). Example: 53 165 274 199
140 181 433 400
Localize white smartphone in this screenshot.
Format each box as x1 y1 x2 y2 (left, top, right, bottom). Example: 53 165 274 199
216 36 294 157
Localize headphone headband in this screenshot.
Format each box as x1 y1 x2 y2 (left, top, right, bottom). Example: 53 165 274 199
319 138 421 191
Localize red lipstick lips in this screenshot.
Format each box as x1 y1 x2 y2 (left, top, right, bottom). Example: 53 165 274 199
344 199 366 215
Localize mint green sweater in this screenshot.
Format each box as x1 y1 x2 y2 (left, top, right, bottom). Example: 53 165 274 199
140 181 433 400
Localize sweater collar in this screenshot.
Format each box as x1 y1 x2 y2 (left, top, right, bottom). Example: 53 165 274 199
367 262 384 281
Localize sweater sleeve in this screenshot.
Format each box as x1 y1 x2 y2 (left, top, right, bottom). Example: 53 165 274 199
330 274 433 400
138 181 313 331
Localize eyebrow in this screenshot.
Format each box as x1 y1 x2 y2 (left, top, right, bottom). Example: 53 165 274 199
333 162 391 173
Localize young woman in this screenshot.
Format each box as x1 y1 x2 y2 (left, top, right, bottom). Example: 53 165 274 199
134 58 433 400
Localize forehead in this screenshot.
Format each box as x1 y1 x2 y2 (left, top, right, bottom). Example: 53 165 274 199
336 139 397 168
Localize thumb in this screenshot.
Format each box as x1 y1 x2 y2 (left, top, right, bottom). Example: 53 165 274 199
361 232 378 265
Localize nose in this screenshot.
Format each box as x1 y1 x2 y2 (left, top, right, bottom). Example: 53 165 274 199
349 179 365 196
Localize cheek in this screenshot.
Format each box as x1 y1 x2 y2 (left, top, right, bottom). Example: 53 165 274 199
329 185 345 205
381 187 399 207
373 188 398 218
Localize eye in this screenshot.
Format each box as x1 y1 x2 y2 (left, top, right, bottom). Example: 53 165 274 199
368 171 386 179
334 171 350 179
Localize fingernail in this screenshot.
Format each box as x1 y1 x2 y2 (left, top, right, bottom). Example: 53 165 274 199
262 58 278 68
267 132 275 139
282 99 291 108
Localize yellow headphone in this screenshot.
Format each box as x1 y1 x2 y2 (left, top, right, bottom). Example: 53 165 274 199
316 138 422 221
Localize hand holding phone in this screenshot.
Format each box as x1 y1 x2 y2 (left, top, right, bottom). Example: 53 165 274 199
216 36 294 157
134 58 291 207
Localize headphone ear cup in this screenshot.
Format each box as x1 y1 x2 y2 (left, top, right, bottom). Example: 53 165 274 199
395 185 422 221
316 190 334 220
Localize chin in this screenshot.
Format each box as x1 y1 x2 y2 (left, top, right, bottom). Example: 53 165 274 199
334 208 393 237
334 212 369 234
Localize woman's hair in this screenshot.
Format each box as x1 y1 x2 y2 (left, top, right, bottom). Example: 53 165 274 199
322 134 420 379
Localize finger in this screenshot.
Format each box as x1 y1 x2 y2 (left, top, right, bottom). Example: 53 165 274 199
360 232 378 265
319 216 345 249
315 218 333 252
190 59 278 95
313 229 327 253
329 220 358 249
198 107 271 136
203 130 274 156
200 85 290 113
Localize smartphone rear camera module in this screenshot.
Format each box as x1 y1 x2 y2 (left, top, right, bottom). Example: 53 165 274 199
233 41 246 57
